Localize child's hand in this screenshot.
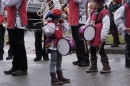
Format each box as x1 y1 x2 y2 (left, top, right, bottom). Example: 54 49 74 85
126 28 130 30
101 38 106 44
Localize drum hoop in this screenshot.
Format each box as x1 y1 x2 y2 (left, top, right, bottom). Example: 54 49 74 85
83 25 95 41
57 38 71 56
78 25 86 40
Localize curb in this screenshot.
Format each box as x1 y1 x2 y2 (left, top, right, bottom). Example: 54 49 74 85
105 49 125 54
105 44 125 54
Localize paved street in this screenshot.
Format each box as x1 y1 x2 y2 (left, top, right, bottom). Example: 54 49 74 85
0 31 130 86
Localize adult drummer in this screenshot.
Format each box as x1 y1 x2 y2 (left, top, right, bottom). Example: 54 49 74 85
65 0 90 67
86 0 111 73
32 0 61 61
0 1 5 60
3 0 28 76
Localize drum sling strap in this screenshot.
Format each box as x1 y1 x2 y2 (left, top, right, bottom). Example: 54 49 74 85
90 8 103 52
94 8 102 24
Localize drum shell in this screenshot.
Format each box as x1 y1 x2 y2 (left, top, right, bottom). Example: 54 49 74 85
79 25 86 40
27 2 44 31
57 37 75 56
79 25 95 41
66 37 75 53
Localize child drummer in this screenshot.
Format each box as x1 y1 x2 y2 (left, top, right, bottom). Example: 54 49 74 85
85 0 111 73
114 0 130 68
42 9 70 85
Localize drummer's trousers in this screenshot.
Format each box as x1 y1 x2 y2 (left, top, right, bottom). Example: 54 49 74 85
125 33 130 67
110 26 120 45
71 24 89 62
90 44 107 58
34 32 48 57
8 28 28 71
0 25 5 59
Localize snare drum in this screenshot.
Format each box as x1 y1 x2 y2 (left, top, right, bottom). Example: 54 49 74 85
79 25 95 41
57 37 75 56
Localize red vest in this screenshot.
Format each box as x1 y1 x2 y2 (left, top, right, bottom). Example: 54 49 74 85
0 15 4 25
89 9 109 47
68 0 88 26
124 4 130 32
45 22 63 48
6 0 27 29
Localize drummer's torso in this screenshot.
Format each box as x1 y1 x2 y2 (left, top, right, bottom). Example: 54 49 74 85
89 9 109 47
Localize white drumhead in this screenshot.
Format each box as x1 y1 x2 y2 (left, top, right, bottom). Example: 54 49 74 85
84 26 95 41
57 39 70 55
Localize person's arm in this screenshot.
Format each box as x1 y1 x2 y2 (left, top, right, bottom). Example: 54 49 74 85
0 1 4 15
114 6 126 33
73 0 81 3
59 19 69 33
64 0 69 4
42 22 56 37
53 0 61 9
2 0 21 6
101 15 110 42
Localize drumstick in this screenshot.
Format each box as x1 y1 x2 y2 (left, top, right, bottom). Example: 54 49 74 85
84 41 87 53
33 21 43 25
96 44 101 54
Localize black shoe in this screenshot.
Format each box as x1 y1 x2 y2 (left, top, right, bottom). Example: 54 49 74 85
34 57 42 61
0 57 3 60
0 55 3 60
4 69 15 74
111 43 119 47
125 64 130 68
43 55 49 61
78 60 90 67
6 56 14 60
72 60 80 65
12 70 27 76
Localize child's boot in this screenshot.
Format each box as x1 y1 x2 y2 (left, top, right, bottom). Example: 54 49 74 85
56 70 71 83
86 57 98 73
100 57 111 73
50 72 63 85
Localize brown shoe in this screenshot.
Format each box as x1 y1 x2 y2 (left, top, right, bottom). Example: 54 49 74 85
86 57 98 73
100 57 111 73
50 72 63 85
56 70 71 83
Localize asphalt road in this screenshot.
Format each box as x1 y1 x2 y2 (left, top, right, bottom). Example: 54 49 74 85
0 31 129 86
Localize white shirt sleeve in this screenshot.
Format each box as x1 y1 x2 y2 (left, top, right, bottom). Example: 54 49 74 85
114 6 126 33
60 20 69 33
101 15 110 40
2 0 21 6
53 0 61 9
64 0 68 4
0 1 4 15
73 0 88 3
42 23 56 37
73 0 81 3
